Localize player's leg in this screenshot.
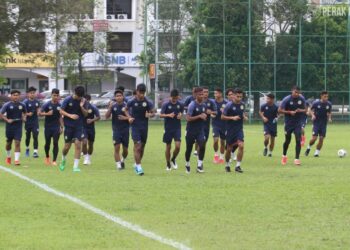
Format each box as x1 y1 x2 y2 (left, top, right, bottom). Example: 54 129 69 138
5 137 13 165
14 139 21 165
196 130 206 173
72 138 82 172
314 136 324 157
82 138 88 164
44 129 52 165
52 131 60 165
84 129 95 165
213 136 220 163
219 131 226 163
235 141 244 173
294 128 302 165
59 127 74 171
120 130 129 169
231 144 238 161
225 142 234 172
114 143 122 170
185 134 195 173
32 127 39 158
305 134 317 156
171 140 180 170
131 127 144 175
282 127 292 165
165 143 172 171
263 134 270 156
25 127 31 157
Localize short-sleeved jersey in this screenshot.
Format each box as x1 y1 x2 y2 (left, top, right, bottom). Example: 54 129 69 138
212 99 228 128
183 95 195 110
311 100 332 124
0 101 26 128
127 97 154 128
223 101 245 133
160 100 184 131
186 100 207 132
84 103 100 129
203 98 217 126
260 103 278 124
61 96 87 128
23 98 40 125
111 102 129 130
40 101 62 128
280 95 306 126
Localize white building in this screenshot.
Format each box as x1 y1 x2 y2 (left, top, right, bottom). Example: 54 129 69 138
0 0 145 94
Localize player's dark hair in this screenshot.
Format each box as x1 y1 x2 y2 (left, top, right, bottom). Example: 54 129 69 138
51 88 59 95
116 86 125 92
194 87 203 94
170 89 179 97
85 94 91 101
225 88 233 96
136 83 146 93
10 89 20 95
132 90 137 96
320 91 328 96
114 90 123 96
214 88 223 93
233 88 243 94
291 85 300 91
267 93 275 99
27 86 37 93
202 86 209 90
74 85 85 97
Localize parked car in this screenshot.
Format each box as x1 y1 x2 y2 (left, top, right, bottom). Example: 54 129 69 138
90 89 133 109
0 92 45 108
41 90 72 104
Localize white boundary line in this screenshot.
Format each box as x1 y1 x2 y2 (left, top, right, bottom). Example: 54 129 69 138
0 166 191 250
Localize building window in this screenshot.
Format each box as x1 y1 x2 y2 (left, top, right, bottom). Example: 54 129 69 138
18 32 46 53
106 0 132 19
107 32 132 52
68 32 94 53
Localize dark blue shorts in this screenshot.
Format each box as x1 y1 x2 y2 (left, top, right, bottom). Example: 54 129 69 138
163 129 181 144
131 126 148 144
25 123 39 136
44 127 60 141
226 130 244 145
185 130 206 145
212 126 226 140
264 123 277 137
312 123 327 137
284 124 302 138
6 128 22 142
83 128 95 142
64 126 84 143
113 129 129 147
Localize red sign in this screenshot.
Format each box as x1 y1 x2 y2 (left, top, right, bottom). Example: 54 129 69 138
149 64 156 79
92 20 109 32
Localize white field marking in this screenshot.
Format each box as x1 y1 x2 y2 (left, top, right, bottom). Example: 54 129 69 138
0 166 191 250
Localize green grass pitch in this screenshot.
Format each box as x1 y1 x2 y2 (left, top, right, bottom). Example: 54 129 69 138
0 121 350 249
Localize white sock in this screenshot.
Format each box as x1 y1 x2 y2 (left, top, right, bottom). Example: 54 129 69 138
186 161 190 167
87 154 91 160
315 149 320 155
62 155 66 161
26 147 29 150
15 152 20 161
214 152 219 157
307 145 311 150
84 154 88 160
194 150 198 154
197 160 203 167
73 159 79 168
137 164 142 170
34 149 38 153
121 157 125 163
6 151 11 157
219 154 224 160
236 161 241 167
116 161 121 169
226 162 230 167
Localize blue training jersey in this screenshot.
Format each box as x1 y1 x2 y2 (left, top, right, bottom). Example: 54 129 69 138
212 99 227 128
41 101 62 128
280 95 306 126
186 100 207 132
23 98 40 125
127 97 154 128
311 100 332 124
61 96 87 128
160 100 184 131
260 103 278 124
111 102 129 130
84 103 100 130
0 101 27 129
223 101 245 134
